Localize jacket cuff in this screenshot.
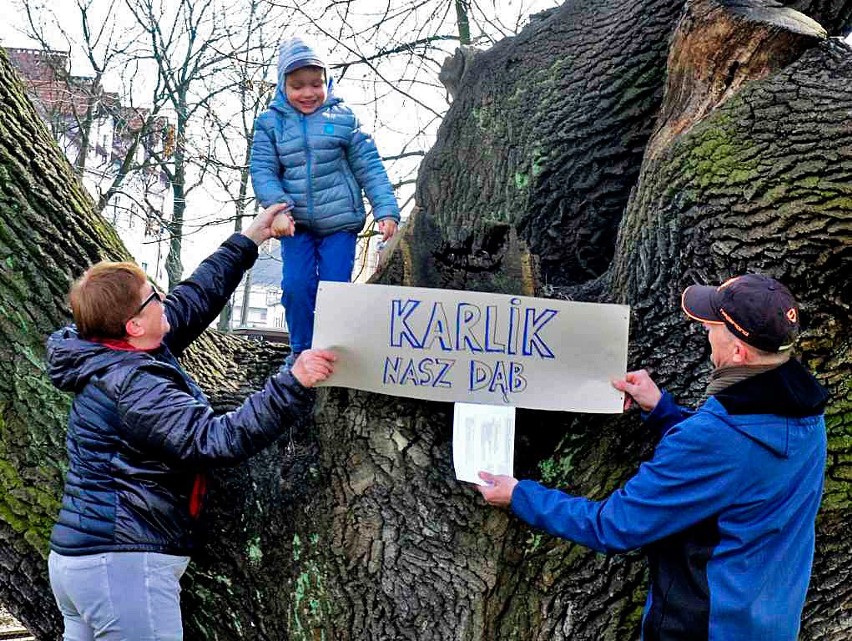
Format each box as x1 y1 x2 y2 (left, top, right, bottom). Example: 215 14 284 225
642 390 678 430
227 233 260 266
277 365 316 398
510 479 545 524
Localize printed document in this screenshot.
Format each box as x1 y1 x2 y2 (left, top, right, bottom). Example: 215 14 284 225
453 402 515 485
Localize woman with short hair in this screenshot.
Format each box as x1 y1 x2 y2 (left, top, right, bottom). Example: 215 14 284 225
45 204 335 641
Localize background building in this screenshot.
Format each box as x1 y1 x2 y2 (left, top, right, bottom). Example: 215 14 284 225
6 46 172 286
225 229 393 336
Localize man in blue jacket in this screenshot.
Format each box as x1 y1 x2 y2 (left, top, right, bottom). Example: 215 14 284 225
478 274 828 641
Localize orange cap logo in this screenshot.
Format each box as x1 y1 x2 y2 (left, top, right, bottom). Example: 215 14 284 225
786 308 798 323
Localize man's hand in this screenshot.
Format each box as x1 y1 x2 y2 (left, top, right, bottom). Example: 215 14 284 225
476 472 518 508
378 219 398 242
612 369 662 412
242 203 292 245
291 349 337 387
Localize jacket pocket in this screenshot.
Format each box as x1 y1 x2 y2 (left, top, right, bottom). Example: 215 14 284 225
341 162 361 212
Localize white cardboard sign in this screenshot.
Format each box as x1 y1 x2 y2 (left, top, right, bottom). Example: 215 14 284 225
312 282 629 413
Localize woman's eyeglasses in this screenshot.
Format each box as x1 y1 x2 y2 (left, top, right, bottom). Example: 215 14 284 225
133 287 164 317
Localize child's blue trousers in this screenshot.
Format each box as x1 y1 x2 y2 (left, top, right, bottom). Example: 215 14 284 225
280 230 357 353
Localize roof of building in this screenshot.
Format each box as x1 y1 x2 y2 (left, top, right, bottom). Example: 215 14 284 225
5 47 165 132
251 238 282 288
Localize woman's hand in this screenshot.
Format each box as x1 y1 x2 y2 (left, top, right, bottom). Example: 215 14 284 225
291 350 337 387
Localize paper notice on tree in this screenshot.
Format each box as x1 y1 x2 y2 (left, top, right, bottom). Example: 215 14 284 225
453 402 515 486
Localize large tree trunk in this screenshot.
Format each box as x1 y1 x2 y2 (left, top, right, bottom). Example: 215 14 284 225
1 0 851 640
0 46 300 640
366 1 851 639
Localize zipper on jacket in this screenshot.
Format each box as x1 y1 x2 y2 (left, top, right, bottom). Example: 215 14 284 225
301 114 314 225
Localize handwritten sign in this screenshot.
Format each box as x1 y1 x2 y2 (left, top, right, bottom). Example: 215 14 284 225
312 282 629 413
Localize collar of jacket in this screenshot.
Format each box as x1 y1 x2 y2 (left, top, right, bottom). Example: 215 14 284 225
92 337 157 352
712 358 828 417
269 82 342 117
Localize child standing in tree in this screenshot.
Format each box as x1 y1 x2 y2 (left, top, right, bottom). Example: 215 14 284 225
250 37 400 359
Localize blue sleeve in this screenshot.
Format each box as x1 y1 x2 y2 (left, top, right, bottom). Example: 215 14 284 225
346 114 400 223
250 120 295 209
162 233 257 356
117 365 314 468
642 390 695 434
510 414 741 553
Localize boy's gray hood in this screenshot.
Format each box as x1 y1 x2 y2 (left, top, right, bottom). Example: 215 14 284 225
273 37 339 114
277 37 326 90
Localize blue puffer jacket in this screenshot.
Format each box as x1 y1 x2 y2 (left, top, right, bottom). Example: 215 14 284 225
512 359 828 641
250 81 400 236
46 234 315 556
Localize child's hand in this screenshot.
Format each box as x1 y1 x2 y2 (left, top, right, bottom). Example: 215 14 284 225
243 203 292 244
271 212 295 238
378 219 398 241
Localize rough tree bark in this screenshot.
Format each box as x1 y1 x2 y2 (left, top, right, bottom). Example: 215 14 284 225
1 0 851 640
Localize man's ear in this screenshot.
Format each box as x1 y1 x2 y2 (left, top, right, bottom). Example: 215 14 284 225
731 339 751 365
125 317 144 338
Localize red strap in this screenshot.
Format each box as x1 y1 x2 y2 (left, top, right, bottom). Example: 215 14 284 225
189 474 207 518
92 337 140 351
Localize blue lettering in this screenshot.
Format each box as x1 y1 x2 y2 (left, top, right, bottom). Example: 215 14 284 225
468 359 527 399
433 358 455 389
484 305 506 353
390 299 422 348
523 308 558 358
400 359 419 385
469 359 490 391
510 361 527 393
385 356 456 388
508 298 521 356
383 356 402 384
421 302 453 351
488 360 509 398
456 303 483 352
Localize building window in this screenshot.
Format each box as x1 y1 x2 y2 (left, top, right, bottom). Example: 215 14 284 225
265 289 281 306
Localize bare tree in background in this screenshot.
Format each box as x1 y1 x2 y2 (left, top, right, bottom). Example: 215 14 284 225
9 0 555 295
196 0 280 329
14 0 170 223
123 0 251 290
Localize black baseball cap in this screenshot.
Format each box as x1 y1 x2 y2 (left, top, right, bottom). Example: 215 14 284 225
681 274 800 352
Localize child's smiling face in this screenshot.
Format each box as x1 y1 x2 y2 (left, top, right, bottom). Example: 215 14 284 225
285 66 327 114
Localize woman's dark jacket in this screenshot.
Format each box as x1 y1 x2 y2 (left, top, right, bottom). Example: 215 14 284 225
46 233 313 556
